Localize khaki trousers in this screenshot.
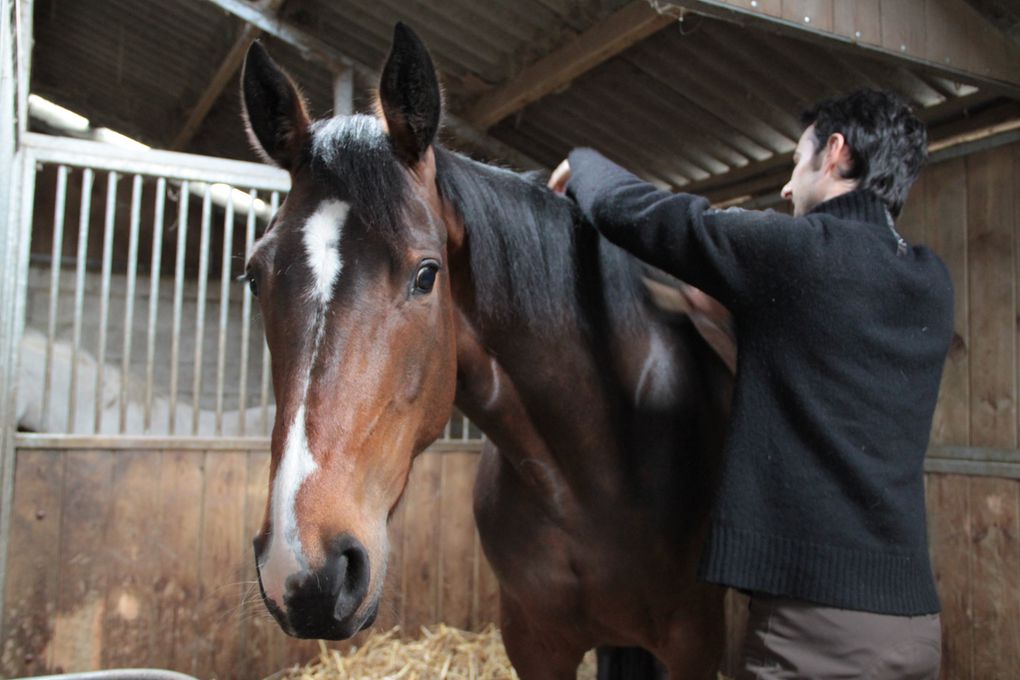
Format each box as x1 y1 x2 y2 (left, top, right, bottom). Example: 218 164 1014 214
736 595 942 680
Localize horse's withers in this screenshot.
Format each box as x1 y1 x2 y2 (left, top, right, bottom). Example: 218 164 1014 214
241 38 457 640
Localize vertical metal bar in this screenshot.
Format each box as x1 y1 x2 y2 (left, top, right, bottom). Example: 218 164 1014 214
42 165 68 424
237 189 257 436
333 67 354 117
191 186 212 435
443 413 451 441
119 174 142 433
260 191 280 435
168 180 189 435
68 168 94 433
462 412 470 442
94 170 118 433
144 177 166 432
214 191 235 435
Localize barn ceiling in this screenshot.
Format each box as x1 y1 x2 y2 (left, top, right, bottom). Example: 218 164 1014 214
28 0 1020 206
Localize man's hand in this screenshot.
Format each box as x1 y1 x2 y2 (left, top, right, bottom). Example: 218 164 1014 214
548 159 571 194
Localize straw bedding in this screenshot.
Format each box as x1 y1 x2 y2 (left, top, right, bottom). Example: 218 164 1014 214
267 624 597 680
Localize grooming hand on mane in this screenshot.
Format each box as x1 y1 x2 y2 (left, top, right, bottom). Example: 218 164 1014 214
241 23 732 679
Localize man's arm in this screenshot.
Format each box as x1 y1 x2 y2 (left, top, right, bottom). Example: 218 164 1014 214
565 148 804 307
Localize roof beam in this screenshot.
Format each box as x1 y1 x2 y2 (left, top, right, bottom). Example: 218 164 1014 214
171 0 288 151
463 1 675 129
201 0 546 170
666 0 1020 99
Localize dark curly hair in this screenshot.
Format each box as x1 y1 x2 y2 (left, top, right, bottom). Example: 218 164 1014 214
802 90 927 218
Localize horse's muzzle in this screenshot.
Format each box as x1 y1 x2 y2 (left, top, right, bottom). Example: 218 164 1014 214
254 533 373 640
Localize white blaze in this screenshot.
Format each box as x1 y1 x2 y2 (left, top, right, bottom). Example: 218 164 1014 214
261 403 319 605
303 200 349 304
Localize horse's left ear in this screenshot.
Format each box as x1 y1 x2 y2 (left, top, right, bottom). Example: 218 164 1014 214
379 23 442 166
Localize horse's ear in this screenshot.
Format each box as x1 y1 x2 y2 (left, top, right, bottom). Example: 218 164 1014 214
378 23 442 166
241 41 310 171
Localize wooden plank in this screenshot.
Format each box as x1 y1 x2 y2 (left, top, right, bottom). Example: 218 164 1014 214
925 0 970 71
1015 142 1020 454
438 452 479 629
673 0 1020 95
236 451 284 679
151 450 205 673
720 588 750 678
925 156 970 446
473 531 502 629
926 473 973 680
969 476 1020 676
833 0 880 44
0 451 64 677
192 451 248 680
50 451 114 673
464 1 674 129
781 0 832 32
401 451 442 635
100 451 165 670
895 171 927 244
967 146 1017 450
879 0 926 61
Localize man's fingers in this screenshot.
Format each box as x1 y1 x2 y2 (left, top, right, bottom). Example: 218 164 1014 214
549 159 571 193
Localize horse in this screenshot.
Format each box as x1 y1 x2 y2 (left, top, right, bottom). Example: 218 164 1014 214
242 23 733 679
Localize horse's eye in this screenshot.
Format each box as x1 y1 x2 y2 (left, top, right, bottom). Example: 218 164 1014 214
247 272 260 298
413 261 439 295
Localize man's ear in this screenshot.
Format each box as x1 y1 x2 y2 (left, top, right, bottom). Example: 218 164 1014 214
824 133 853 178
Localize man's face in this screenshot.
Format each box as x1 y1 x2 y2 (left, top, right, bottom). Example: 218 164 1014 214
781 125 827 217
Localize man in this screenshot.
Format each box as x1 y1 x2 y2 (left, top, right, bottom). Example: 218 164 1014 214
549 90 951 679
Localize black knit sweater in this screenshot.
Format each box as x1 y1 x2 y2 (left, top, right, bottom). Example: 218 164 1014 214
567 148 953 615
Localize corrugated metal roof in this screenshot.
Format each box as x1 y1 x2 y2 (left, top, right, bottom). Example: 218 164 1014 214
29 0 1014 205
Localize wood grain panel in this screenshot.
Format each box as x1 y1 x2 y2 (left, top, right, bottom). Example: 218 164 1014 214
194 451 248 680
438 452 479 629
51 451 113 673
880 0 926 61
966 147 1017 450
100 451 163 670
0 451 64 677
781 0 832 32
926 157 970 447
969 476 1020 677
833 0 880 44
926 473 973 680
400 452 442 635
153 450 204 673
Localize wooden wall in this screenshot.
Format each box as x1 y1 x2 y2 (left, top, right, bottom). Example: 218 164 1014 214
898 139 1020 680
0 444 497 679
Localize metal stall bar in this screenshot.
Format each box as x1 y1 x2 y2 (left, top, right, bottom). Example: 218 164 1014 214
42 165 68 423
214 192 234 435
119 174 142 432
191 186 212 435
169 181 190 434
143 178 166 432
237 189 257 436
94 171 118 433
68 168 94 432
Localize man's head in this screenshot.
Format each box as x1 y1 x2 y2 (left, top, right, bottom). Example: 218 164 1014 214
781 90 927 218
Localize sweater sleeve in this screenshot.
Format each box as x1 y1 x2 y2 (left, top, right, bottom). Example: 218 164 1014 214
566 147 805 307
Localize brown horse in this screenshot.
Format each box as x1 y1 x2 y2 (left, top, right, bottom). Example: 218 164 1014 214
242 24 732 679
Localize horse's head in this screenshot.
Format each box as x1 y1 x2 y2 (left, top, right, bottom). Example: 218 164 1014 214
242 25 456 639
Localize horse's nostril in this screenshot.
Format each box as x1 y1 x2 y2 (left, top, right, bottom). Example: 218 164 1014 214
330 534 370 622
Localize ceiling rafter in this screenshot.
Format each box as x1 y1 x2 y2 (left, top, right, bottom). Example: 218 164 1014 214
201 0 546 170
172 0 288 151
463 0 675 130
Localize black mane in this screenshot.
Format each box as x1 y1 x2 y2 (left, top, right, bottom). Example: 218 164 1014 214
434 147 649 335
308 114 649 336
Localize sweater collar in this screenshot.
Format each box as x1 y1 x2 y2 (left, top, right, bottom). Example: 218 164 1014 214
808 189 890 227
